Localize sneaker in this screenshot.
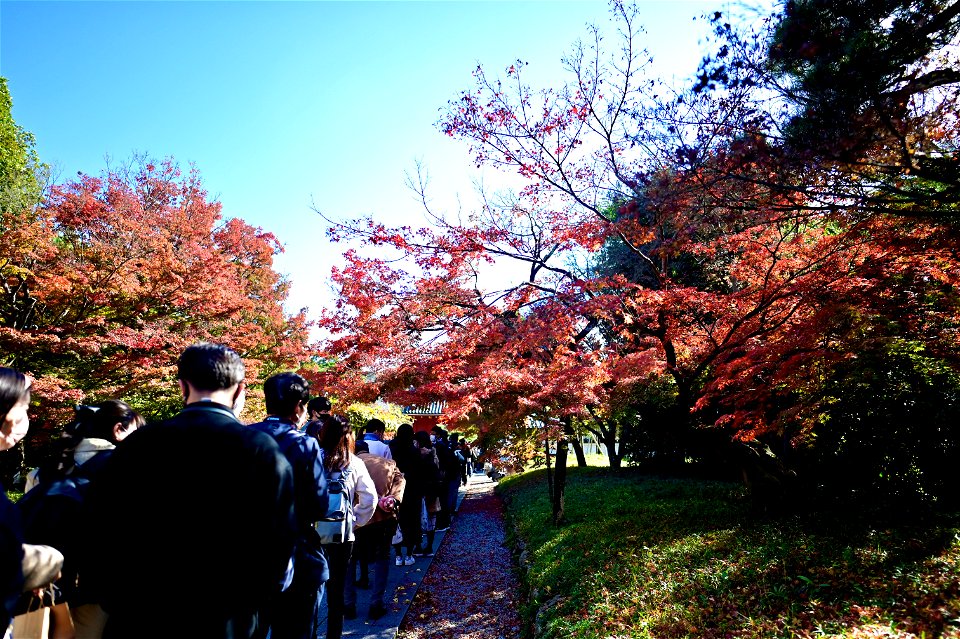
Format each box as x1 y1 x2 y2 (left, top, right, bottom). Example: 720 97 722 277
344 604 357 620
422 551 434 558
403 556 416 566
368 602 388 620
395 555 404 566
436 526 450 532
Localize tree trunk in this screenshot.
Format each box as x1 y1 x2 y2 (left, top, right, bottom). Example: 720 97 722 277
545 435 554 504
584 407 619 469
671 380 694 468
604 430 622 469
552 420 570 525
568 428 588 466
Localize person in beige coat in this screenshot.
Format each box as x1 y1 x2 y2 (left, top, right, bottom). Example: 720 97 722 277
344 441 405 621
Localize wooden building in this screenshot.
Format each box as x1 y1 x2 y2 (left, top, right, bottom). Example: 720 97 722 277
401 401 446 433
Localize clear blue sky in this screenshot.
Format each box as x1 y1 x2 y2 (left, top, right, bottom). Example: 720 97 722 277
1 0 727 334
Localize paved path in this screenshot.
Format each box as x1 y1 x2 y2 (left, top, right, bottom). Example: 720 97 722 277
316 471 484 639
396 471 521 639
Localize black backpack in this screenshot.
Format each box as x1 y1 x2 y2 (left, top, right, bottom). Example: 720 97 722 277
17 406 112 549
436 441 459 482
17 452 109 550
15 454 109 602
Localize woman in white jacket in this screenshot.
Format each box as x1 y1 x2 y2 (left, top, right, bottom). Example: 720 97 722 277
313 414 376 639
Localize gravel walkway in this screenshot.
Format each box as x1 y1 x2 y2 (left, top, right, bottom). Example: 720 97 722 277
397 474 523 639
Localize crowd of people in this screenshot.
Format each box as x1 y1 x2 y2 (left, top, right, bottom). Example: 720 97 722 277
0 342 479 639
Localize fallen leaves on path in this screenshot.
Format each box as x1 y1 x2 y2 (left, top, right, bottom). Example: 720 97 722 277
398 478 523 639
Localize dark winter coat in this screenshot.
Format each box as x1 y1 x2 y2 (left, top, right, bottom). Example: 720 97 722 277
0 489 23 631
248 417 329 586
84 402 297 639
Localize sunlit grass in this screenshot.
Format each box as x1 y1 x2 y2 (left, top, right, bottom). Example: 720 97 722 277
499 468 960 639
581 452 609 467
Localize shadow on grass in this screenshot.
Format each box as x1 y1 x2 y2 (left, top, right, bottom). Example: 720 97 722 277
499 467 960 639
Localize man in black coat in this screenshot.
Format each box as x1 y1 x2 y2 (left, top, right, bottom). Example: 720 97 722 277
84 342 297 639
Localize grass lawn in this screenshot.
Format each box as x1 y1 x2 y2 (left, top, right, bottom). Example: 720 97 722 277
498 467 960 639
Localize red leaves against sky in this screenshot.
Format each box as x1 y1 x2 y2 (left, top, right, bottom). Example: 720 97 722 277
317 2 960 446
2 158 310 426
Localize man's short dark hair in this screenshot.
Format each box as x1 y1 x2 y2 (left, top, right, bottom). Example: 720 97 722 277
264 372 310 417
177 342 245 391
431 426 447 438
364 418 386 434
307 396 331 415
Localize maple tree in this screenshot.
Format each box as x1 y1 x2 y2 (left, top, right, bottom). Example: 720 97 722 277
318 0 960 510
319 4 792 439
0 153 313 474
688 0 960 502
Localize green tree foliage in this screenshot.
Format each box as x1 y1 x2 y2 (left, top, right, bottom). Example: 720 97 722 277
0 77 49 480
794 339 960 507
0 77 46 215
611 373 684 465
341 401 406 435
768 0 960 155
701 1 960 223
